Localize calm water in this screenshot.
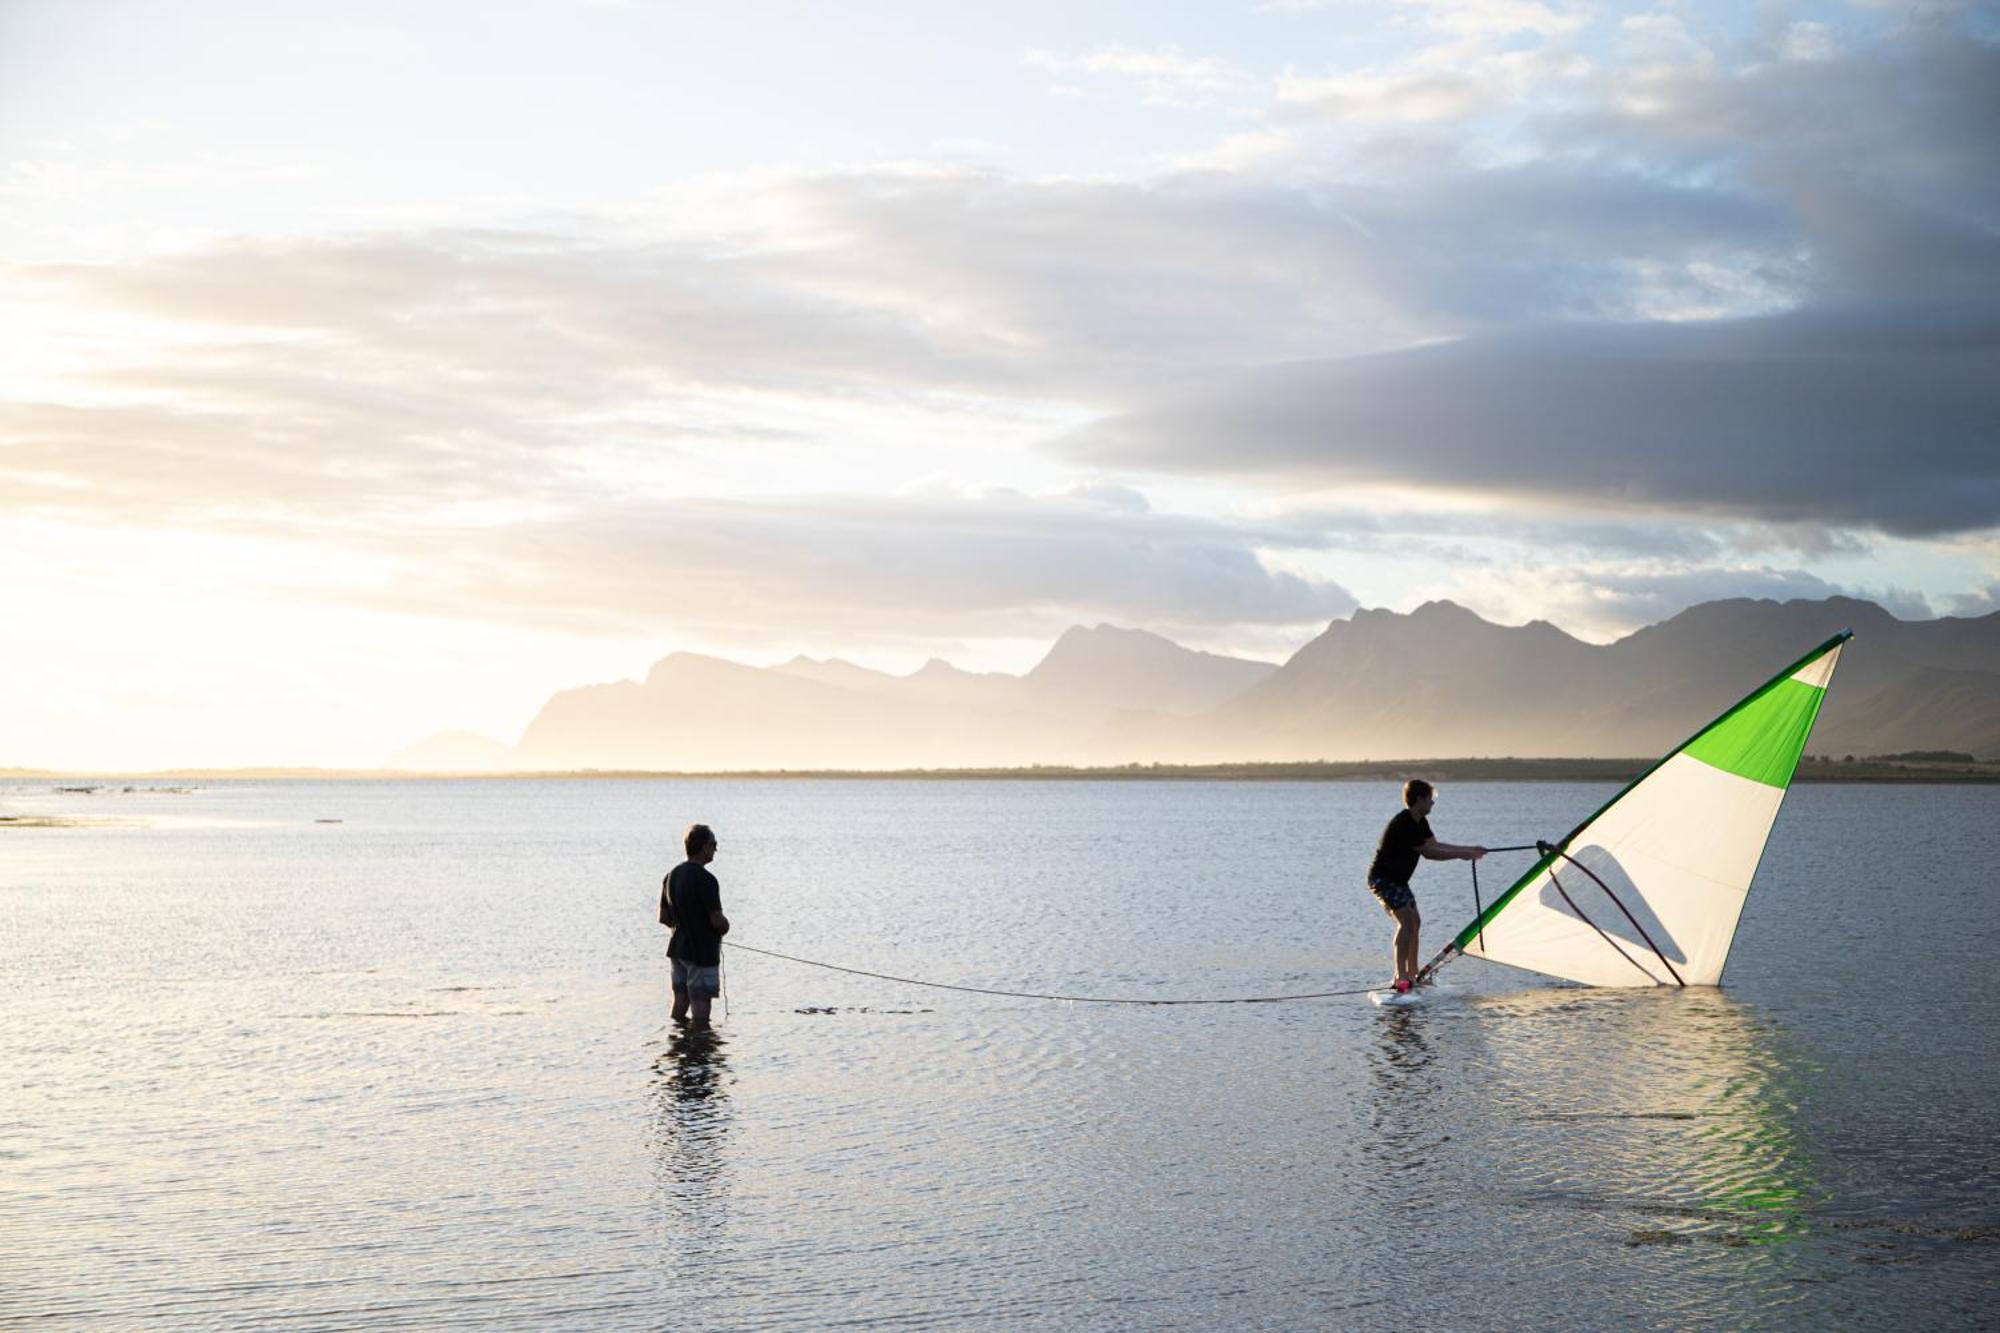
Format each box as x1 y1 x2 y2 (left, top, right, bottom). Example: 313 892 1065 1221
3 779 1996 1329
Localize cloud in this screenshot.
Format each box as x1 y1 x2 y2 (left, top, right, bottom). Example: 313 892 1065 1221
1553 18 2000 312
1062 308 2000 537
1403 0 1590 39
1272 41 1595 127
1566 567 1934 624
1780 21 1840 64
14 145 1817 416
1258 0 1588 38
1452 562 1934 641
28 14 1992 445
1103 15 2000 540
1943 582 2000 617
5 7 1994 647
31 226 1053 399
1022 44 1250 107
1275 65 1516 126
363 487 1359 640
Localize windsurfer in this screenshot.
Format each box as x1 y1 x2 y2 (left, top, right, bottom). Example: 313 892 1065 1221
1368 779 1485 993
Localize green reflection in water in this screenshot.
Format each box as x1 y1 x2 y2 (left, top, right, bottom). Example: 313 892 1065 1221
1391 985 1824 1246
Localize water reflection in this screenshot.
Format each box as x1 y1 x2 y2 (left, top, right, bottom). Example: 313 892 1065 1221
1472 987 1820 1244
1366 1010 1448 1182
1351 986 1845 1325
650 1024 733 1231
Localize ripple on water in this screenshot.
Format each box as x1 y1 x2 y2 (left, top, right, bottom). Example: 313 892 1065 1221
4 779 1997 1328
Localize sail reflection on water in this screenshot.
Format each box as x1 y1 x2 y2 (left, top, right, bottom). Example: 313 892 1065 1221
1360 985 1838 1320
1472 987 1818 1242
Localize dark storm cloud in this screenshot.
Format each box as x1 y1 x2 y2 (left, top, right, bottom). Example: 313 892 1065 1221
1065 308 2000 537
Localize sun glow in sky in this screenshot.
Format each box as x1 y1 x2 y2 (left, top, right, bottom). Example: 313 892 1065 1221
4 0 1998 769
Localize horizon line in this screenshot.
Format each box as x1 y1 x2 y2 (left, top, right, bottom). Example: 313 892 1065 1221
7 753 1990 784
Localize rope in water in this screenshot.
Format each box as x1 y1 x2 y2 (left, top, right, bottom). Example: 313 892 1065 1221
725 845 1549 1007
725 941 1387 1005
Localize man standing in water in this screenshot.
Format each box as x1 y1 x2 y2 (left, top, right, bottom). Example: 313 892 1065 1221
1368 780 1484 993
661 823 729 1026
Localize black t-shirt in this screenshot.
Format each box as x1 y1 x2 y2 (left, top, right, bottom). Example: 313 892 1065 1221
663 861 725 966
1367 809 1434 885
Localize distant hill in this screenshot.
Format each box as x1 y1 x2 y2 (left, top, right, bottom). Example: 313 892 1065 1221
1824 666 2000 758
1022 624 1276 717
1183 601 1602 760
510 628 1277 771
1170 596 2000 762
426 598 2000 771
390 730 514 772
769 655 903 694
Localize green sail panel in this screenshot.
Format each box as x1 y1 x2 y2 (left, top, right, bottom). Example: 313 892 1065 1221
1683 677 1830 789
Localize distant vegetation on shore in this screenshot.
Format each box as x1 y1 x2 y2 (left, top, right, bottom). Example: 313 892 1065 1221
553 755 2000 783
11 755 1998 783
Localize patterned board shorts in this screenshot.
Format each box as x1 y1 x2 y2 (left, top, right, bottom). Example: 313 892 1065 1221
1369 876 1416 913
671 957 721 997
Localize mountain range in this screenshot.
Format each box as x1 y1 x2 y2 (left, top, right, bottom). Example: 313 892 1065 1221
393 597 2000 771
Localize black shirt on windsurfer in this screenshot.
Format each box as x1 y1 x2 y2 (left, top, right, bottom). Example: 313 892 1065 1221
1367 779 1484 993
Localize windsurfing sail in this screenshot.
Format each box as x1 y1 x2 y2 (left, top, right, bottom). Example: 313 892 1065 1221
1425 630 1851 989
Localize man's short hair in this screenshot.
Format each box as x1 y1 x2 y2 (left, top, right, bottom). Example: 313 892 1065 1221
684 823 716 856
1403 779 1434 807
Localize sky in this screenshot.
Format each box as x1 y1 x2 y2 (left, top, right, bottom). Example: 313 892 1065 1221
4 0 1997 769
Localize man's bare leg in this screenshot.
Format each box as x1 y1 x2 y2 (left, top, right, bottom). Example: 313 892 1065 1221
671 985 690 1022
688 994 713 1028
1392 904 1421 983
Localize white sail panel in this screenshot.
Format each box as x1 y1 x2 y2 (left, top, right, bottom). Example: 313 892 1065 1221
1463 753 1784 986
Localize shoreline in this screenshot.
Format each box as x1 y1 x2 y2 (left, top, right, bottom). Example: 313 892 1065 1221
7 757 1998 784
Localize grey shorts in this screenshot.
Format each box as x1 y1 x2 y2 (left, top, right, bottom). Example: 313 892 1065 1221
671 957 721 997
